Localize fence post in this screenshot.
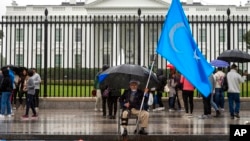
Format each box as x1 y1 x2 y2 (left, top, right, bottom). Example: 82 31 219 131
137 8 141 65
44 9 48 97
227 8 231 50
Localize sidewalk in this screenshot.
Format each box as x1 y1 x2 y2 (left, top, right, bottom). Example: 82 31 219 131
0 107 250 141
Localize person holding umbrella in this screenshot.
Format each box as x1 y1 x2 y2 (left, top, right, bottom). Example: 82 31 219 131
119 80 149 136
94 64 109 117
214 67 226 112
227 64 246 119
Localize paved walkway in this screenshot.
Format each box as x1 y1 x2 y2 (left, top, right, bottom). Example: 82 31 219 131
0 107 250 141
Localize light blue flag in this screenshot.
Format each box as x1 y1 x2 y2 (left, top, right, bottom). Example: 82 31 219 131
156 0 214 97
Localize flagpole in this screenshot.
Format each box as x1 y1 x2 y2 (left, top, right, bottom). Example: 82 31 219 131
134 53 157 133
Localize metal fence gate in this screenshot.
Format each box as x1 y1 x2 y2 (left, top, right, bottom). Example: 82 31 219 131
0 8 250 97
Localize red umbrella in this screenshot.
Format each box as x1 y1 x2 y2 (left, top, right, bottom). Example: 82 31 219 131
166 64 175 70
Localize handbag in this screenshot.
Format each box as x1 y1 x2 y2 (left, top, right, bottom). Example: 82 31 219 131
147 93 154 106
164 84 170 93
91 89 97 97
103 87 110 97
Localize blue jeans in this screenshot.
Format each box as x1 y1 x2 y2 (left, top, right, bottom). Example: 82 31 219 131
210 93 219 111
1 92 12 115
169 95 176 109
227 93 240 116
214 88 224 108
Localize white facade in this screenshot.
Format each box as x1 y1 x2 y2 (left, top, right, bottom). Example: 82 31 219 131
2 0 250 69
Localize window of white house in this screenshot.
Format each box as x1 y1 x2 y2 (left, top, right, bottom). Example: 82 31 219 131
36 54 42 68
16 28 24 42
199 29 207 42
104 28 111 43
55 28 62 42
75 28 82 42
55 54 62 67
75 54 82 68
238 29 246 42
15 54 24 66
36 28 42 42
219 29 225 42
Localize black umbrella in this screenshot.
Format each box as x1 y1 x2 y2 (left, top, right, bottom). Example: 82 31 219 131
217 49 250 63
1 64 19 74
1 64 17 70
1 65 27 75
98 64 159 89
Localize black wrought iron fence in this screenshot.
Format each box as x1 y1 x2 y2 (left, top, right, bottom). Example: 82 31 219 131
0 8 250 97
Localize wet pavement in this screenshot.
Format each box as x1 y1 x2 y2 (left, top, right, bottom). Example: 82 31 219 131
0 106 250 141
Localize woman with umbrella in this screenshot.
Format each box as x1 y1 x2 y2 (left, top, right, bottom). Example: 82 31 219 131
213 67 226 112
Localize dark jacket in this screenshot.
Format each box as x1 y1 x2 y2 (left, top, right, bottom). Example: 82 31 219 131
109 88 121 97
119 89 145 110
0 69 13 92
156 69 167 92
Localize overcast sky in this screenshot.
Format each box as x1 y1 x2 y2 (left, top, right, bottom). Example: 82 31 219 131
0 0 248 17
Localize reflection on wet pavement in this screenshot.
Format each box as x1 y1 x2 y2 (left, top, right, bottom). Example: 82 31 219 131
0 108 249 140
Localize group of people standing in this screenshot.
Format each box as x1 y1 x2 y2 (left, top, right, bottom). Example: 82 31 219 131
94 65 121 119
166 63 246 119
199 63 246 119
0 67 41 119
92 63 247 136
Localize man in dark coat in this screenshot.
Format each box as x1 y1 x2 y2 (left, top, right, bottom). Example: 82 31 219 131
119 80 149 136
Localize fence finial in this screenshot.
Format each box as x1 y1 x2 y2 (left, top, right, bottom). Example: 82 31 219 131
227 8 230 16
45 8 48 17
138 8 141 16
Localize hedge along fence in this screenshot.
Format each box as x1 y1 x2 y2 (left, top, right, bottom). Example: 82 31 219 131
38 68 100 80
36 68 99 97
37 67 250 97
42 80 94 86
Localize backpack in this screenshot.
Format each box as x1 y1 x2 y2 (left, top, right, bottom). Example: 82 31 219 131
221 76 228 91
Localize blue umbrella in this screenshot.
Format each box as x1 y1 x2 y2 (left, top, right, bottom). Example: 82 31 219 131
210 59 229 67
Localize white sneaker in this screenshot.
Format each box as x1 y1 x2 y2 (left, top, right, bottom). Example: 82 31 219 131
152 108 158 112
179 109 185 112
159 107 165 111
99 109 103 112
198 115 208 119
94 108 98 111
168 109 175 112
0 114 5 118
7 114 12 118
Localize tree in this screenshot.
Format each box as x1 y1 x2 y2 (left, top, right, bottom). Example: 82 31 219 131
243 30 250 49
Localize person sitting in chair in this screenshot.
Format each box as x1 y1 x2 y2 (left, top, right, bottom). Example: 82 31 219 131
119 79 149 136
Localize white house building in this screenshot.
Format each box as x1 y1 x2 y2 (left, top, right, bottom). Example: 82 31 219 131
2 0 250 70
